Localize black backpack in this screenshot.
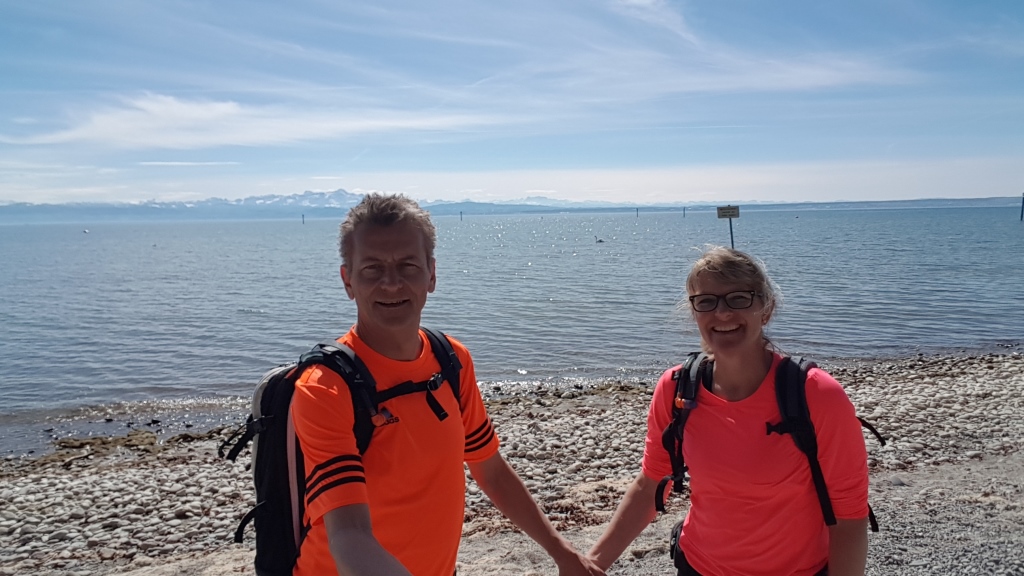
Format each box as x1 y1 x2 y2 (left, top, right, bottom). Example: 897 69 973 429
655 352 886 531
218 327 462 576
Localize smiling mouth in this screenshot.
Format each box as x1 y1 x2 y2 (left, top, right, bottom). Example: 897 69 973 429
712 325 741 333
377 299 409 308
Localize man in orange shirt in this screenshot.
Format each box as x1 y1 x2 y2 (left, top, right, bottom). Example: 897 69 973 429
291 193 604 576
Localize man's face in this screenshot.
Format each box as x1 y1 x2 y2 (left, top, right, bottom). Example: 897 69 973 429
341 221 436 336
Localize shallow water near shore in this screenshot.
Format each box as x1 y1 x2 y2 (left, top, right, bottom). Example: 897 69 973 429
2 206 1023 455
4 347 1021 459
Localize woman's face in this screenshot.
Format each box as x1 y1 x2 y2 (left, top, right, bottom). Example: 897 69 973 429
689 274 770 358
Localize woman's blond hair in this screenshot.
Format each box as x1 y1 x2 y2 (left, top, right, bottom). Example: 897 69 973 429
684 245 783 352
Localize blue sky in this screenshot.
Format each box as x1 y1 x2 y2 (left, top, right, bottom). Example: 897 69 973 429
1 0 1022 205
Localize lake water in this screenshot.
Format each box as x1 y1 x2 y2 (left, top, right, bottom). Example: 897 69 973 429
1 206 1022 454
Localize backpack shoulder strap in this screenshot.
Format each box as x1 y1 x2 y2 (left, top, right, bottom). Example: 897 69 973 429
655 351 707 513
773 356 817 426
421 327 462 406
306 339 379 455
767 356 837 526
225 339 381 564
679 352 709 402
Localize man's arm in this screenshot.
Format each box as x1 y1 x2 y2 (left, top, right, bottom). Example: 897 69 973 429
587 472 659 570
467 453 605 576
827 517 868 576
323 504 413 576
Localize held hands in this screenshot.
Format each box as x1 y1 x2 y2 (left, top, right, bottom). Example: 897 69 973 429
553 546 607 576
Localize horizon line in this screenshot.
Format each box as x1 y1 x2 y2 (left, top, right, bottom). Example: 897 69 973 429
1 194 1019 209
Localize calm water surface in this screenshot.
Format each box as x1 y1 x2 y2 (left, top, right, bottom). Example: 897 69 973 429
1 207 1021 453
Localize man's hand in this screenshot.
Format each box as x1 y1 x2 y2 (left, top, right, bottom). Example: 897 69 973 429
468 453 605 576
553 548 606 576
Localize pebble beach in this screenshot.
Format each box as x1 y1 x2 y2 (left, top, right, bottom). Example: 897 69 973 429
2 352 1022 576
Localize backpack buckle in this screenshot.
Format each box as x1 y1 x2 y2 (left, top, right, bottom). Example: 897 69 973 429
674 397 696 410
426 373 443 391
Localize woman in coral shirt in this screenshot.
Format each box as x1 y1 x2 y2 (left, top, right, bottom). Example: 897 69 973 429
588 246 869 576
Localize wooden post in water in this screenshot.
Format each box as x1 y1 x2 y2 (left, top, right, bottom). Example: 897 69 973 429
460 211 463 221
636 208 639 218
1020 193 1023 222
683 206 686 218
302 214 305 224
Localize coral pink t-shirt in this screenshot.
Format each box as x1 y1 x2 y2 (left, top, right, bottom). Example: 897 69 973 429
642 353 869 576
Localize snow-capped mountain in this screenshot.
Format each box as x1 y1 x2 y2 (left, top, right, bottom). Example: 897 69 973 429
218 189 364 208
124 189 366 209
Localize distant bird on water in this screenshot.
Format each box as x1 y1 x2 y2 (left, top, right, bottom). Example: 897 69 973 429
83 229 89 234
595 235 604 243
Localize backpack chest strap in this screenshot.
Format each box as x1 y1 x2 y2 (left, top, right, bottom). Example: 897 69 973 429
375 374 451 421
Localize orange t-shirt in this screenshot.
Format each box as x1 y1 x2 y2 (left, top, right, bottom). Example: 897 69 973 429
291 328 500 576
642 353 869 576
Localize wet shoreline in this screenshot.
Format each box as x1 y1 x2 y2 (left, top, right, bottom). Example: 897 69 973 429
3 345 1021 459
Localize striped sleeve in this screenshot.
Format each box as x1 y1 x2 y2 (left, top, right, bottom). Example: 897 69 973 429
465 417 496 454
304 454 365 509
450 342 500 463
291 365 370 523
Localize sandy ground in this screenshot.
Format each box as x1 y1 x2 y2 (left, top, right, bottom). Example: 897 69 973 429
4 352 1023 575
92 450 1024 576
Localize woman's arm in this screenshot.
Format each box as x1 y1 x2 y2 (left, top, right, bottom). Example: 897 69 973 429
587 472 660 571
828 517 868 576
806 368 870 576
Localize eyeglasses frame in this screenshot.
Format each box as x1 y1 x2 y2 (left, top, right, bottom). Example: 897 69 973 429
688 290 762 313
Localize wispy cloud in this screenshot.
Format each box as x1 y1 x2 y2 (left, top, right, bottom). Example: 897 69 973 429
138 161 240 166
1 94 505 149
5 156 1021 205
958 33 1024 58
0 161 122 178
0 3 917 156
329 156 1024 204
608 0 702 46
0 2 1016 205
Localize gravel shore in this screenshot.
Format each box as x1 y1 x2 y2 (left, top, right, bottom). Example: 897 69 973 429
2 352 1022 576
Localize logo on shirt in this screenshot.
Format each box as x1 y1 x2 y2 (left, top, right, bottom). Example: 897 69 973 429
372 407 400 427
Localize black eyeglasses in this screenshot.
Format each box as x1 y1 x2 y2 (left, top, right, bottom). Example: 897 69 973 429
688 291 760 313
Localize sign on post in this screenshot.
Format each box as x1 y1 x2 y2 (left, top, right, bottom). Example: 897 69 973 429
716 205 740 248
717 205 740 219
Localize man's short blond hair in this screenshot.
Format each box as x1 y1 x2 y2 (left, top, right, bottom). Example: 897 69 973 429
338 193 437 266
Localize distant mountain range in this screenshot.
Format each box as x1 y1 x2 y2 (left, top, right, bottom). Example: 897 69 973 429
0 189 1018 224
